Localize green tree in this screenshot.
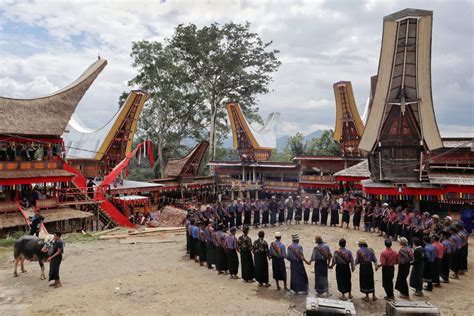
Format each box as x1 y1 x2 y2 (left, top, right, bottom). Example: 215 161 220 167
284 132 305 158
304 130 341 156
128 41 207 177
169 22 281 160
269 148 292 162
117 91 129 108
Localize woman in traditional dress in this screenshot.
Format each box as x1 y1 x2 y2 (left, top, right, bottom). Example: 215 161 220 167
278 197 285 225
287 234 309 294
262 199 269 227
409 237 425 296
286 196 294 225
269 232 288 291
225 227 240 279
330 199 340 227
311 199 320 225
395 237 413 299
237 225 255 282
303 196 311 224
353 199 362 230
329 238 354 300
440 230 453 283
198 223 207 266
243 200 252 226
320 201 329 226
363 201 374 232
340 198 351 229
355 238 378 302
295 196 302 225
253 200 261 228
308 236 332 297
205 221 216 269
215 224 228 274
253 230 270 287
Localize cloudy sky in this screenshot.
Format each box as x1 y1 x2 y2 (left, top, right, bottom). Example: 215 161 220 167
0 0 472 138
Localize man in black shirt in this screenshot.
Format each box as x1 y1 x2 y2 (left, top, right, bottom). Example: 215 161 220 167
48 231 64 288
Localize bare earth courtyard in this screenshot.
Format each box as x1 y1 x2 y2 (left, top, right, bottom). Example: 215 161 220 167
0 224 472 316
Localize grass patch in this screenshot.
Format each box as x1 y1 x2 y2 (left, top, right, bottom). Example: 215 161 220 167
62 232 99 243
0 231 28 248
0 237 17 248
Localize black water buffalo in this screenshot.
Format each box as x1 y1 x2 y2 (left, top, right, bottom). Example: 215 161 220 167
13 235 51 279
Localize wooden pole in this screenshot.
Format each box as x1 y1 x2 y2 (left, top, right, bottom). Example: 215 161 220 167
96 206 100 231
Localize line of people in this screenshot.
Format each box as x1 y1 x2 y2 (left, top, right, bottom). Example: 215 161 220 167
185 216 469 302
193 196 463 248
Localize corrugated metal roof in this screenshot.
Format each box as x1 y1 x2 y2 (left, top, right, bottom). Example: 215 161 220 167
428 173 474 186
441 138 473 149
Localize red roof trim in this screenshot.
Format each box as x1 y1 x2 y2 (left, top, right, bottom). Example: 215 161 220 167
363 184 474 196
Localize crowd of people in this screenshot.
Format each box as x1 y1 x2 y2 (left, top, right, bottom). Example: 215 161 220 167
184 194 470 302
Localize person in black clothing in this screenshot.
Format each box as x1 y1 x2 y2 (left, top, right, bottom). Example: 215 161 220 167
410 237 425 297
353 199 362 230
48 231 64 288
86 179 96 199
29 209 44 237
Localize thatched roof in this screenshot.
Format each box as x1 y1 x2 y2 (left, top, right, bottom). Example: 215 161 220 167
164 141 209 178
64 90 148 160
0 208 93 229
333 81 364 142
0 59 107 136
359 9 443 152
334 160 370 178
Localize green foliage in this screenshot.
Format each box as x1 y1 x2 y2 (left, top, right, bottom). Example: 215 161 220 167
168 22 281 159
0 231 28 248
126 22 280 175
284 132 305 157
269 148 292 162
214 146 239 161
127 165 156 181
0 236 17 248
117 91 129 108
282 130 341 159
128 40 207 176
305 130 341 156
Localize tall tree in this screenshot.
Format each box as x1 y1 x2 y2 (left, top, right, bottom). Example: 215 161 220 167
128 41 206 177
304 130 341 156
168 22 281 160
284 132 305 157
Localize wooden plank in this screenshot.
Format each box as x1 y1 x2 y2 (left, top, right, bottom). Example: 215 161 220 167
98 234 130 240
92 227 122 236
128 227 185 235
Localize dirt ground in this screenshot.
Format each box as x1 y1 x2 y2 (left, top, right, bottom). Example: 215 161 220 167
0 224 472 315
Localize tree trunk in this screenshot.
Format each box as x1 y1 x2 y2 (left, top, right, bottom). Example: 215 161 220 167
157 137 165 178
208 103 218 162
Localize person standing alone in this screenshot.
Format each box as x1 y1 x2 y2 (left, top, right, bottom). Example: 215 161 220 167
47 231 64 288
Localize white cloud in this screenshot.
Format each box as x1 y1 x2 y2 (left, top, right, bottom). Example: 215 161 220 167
0 0 472 137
